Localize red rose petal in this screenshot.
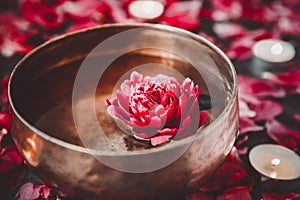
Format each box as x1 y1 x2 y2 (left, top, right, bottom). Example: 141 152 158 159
238 75 285 98
294 114 300 123
62 0 100 22
17 183 40 200
263 70 300 87
239 99 256 118
263 192 299 200
239 117 263 134
16 182 57 200
0 145 25 195
279 192 299 200
199 112 207 127
210 0 243 21
200 162 248 192
266 119 300 151
160 1 202 30
186 191 213 200
0 14 33 57
226 147 244 164
108 0 132 23
251 100 283 121
0 112 10 130
213 22 246 39
216 186 252 200
20 0 65 29
226 29 277 60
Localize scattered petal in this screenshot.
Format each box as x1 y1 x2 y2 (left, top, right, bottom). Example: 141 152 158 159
160 1 202 30
216 186 252 200
294 114 300 123
266 120 300 151
186 191 213 200
239 117 264 134
213 23 246 39
238 75 285 98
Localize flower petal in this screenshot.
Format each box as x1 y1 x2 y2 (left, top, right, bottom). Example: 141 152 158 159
239 117 263 134
266 120 300 151
150 135 173 146
216 186 251 200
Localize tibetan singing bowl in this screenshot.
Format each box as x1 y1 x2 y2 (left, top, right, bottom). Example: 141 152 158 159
8 24 238 200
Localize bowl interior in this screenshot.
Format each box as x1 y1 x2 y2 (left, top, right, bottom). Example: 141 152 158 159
9 24 236 153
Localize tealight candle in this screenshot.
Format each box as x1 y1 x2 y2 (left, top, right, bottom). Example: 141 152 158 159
129 0 164 20
249 144 300 180
252 39 296 63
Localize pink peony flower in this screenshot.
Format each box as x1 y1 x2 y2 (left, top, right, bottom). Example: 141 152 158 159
106 71 207 146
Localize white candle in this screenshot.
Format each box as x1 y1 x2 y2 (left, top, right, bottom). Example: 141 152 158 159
129 0 164 20
252 39 296 63
249 144 300 180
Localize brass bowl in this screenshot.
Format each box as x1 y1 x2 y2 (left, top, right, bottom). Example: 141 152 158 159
8 24 238 199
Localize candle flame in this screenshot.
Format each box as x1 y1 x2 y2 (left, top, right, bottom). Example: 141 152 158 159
271 158 280 166
270 43 283 55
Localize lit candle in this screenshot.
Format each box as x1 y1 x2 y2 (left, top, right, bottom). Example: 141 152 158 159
249 144 300 180
129 0 164 20
252 39 296 63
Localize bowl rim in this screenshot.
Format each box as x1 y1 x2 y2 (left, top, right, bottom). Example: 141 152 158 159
8 23 238 155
